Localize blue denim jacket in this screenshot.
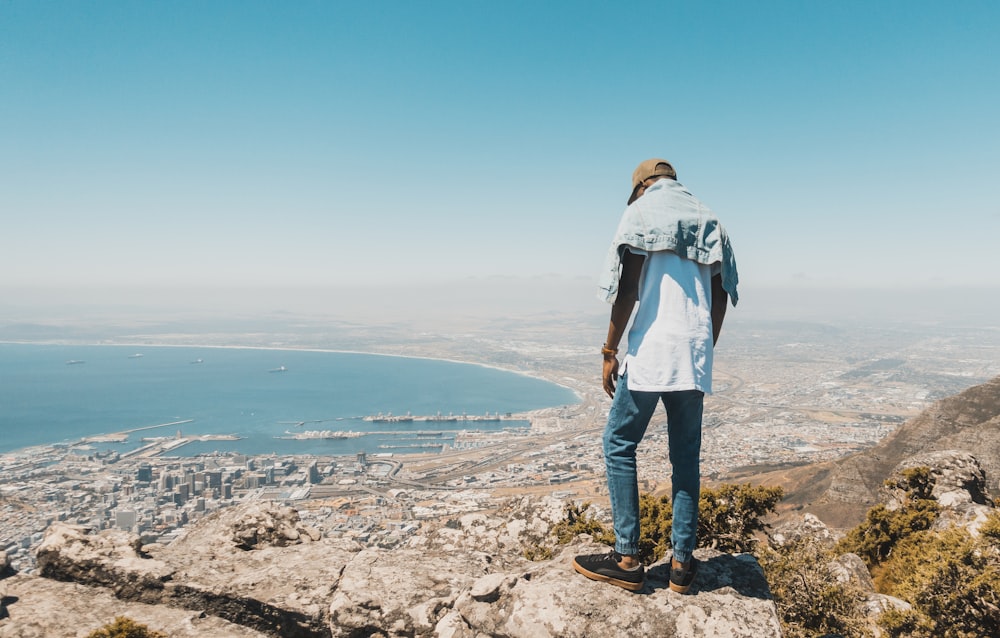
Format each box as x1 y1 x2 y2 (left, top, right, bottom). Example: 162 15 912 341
597 179 739 305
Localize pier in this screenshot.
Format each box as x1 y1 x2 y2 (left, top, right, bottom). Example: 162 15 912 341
79 420 195 444
363 412 513 423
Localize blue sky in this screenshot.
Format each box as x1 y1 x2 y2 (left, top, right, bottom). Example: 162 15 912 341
2 1 998 296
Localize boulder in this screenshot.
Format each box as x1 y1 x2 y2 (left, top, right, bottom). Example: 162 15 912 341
769 513 840 550
827 552 874 591
886 450 996 533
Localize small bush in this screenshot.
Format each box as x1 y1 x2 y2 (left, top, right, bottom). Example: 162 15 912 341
874 525 1000 638
757 538 874 638
888 466 936 501
546 483 782 564
551 502 615 546
699 483 784 554
85 616 166 638
838 467 940 568
837 500 939 567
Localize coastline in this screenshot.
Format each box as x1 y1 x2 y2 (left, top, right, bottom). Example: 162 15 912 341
0 341 586 456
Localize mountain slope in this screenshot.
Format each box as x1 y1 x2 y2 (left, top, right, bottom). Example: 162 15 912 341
743 375 1000 528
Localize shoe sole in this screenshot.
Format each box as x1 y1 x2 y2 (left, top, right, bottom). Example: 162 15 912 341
669 559 698 594
572 559 644 592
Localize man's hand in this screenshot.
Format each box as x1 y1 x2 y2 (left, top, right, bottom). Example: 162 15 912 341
602 355 619 398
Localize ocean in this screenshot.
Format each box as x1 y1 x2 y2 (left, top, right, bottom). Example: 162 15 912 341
0 343 579 457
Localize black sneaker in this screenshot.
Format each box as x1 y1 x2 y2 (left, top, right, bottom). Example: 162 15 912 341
669 556 699 594
572 550 645 592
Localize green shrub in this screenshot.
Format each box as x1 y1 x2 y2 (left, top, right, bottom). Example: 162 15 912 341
836 468 1000 637
838 466 940 568
874 525 1000 638
979 509 1000 542
85 616 166 638
547 483 783 564
698 483 784 554
837 500 939 567
757 538 874 638
888 466 936 501
550 502 615 546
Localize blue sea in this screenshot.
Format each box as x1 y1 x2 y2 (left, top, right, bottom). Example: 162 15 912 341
0 343 578 457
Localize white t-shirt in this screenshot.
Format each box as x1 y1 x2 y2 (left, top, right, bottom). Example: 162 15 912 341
623 249 720 393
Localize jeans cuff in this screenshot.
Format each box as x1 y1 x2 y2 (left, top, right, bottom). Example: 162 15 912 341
615 542 639 556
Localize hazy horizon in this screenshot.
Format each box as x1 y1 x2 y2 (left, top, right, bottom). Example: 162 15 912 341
3 280 999 337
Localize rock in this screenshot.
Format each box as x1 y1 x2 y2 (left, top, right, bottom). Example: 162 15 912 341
886 450 996 533
827 553 874 591
0 573 269 638
327 545 492 637
222 501 322 550
448 543 780 638
770 513 840 550
0 550 9 576
862 592 912 624
35 523 174 598
36 506 355 637
30 497 782 638
887 450 991 506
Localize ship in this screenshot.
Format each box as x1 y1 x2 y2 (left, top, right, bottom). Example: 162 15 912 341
276 429 364 440
269 366 288 373
66 360 85 365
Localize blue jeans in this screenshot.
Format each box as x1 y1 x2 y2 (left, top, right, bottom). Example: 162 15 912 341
603 375 703 563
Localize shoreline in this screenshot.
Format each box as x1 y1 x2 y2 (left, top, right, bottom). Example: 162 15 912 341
0 340 587 457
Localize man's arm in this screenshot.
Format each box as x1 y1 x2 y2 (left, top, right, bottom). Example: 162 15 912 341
602 250 644 398
711 273 728 346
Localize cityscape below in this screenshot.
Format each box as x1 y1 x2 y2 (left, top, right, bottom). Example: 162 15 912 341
2 302 998 574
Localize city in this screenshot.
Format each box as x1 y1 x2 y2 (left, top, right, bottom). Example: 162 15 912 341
2 311 999 574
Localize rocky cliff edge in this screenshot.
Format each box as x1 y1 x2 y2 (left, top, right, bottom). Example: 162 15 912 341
0 497 780 638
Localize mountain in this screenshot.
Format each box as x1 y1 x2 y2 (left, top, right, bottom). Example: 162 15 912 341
742 375 1000 528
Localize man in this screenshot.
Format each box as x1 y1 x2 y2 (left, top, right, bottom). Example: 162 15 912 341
573 159 738 594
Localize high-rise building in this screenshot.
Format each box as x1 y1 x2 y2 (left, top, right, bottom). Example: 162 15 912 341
206 471 223 489
115 510 137 530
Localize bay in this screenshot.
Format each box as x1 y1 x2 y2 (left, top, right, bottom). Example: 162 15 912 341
0 343 578 456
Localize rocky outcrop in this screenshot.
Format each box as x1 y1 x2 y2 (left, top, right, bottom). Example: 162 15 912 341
0 573 269 638
441 544 780 638
36 502 348 638
767 375 1000 527
9 498 782 638
885 450 995 534
772 449 1000 635
769 513 839 549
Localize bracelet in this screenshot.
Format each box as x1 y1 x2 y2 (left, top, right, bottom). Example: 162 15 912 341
601 344 618 356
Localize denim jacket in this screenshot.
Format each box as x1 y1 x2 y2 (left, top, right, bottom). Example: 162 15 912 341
597 178 739 305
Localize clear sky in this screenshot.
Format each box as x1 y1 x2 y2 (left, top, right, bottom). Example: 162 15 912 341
2 1 998 299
